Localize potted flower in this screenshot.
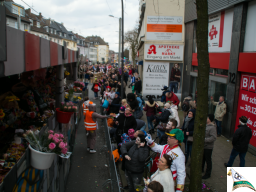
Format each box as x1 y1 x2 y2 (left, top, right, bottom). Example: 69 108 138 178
74 81 85 88
23 130 69 170
72 96 82 103
74 87 82 93
56 102 77 124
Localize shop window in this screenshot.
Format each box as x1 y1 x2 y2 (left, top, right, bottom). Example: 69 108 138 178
215 69 228 77
208 81 227 114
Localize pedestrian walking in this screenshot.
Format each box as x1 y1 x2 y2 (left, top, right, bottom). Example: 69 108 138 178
84 102 108 153
169 63 181 93
224 116 252 167
210 95 226 137
202 114 217 179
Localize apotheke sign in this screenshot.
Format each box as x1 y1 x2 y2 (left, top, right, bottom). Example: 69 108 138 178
144 44 183 61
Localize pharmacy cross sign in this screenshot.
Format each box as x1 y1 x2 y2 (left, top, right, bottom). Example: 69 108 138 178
209 25 218 40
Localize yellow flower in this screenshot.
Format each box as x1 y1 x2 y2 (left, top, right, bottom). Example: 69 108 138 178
136 189 139 191
78 97 81 100
73 96 77 98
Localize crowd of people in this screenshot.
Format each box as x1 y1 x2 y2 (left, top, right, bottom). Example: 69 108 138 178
81 63 253 192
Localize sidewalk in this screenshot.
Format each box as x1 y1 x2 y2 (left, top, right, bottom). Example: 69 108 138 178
121 85 256 192
65 84 111 192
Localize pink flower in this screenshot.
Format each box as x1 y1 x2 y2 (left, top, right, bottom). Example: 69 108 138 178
61 148 68 154
59 134 64 139
49 143 56 150
53 136 60 143
54 133 60 138
59 142 65 149
48 130 54 134
66 102 70 106
48 134 54 139
61 102 64 105
64 142 68 147
60 139 63 142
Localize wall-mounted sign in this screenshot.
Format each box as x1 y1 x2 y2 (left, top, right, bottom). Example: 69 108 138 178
142 61 169 98
235 74 256 148
144 44 183 61
146 16 183 41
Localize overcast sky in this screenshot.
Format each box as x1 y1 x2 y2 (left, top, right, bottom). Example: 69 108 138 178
14 0 139 52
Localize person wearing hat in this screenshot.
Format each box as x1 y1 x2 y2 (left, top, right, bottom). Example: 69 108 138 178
156 103 171 140
146 129 186 192
224 116 252 167
161 86 169 102
202 114 217 179
84 103 108 153
121 134 149 192
143 95 156 131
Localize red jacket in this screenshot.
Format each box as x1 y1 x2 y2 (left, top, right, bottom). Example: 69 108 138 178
129 70 133 75
166 92 180 105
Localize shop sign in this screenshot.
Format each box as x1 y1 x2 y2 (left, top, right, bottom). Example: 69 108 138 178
142 61 169 98
144 44 183 61
235 74 256 148
146 16 183 41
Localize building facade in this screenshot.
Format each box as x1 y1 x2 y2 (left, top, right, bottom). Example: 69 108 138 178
183 0 256 154
137 0 185 100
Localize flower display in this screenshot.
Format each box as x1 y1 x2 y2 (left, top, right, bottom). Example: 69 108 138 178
23 129 69 155
59 102 77 112
74 81 85 88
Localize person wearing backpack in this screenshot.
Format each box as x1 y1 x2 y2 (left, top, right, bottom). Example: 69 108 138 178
182 94 196 123
91 79 100 99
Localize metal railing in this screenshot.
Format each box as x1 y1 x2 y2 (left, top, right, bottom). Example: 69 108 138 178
101 107 121 192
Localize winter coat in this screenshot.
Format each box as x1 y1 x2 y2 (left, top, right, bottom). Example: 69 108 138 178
129 70 133 75
166 92 180 106
183 96 196 111
110 97 121 114
211 100 226 121
124 72 129 81
157 109 170 124
127 93 139 111
161 90 169 102
115 113 126 131
134 80 142 93
232 125 252 153
144 101 156 117
181 109 196 143
108 92 115 103
136 119 146 130
204 122 217 149
168 105 180 127
122 115 137 134
121 141 149 173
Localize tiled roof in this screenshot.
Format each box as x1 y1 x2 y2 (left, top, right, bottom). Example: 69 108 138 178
85 36 108 45
30 26 48 35
5 6 31 23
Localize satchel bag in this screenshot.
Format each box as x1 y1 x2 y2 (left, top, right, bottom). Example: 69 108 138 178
102 99 109 108
187 136 193 142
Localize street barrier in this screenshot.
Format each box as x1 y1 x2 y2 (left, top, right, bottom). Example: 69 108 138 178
102 107 121 192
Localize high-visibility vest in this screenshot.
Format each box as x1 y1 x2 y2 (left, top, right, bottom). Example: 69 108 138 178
84 111 97 131
83 101 93 116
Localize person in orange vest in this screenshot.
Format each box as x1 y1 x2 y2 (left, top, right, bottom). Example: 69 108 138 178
85 102 108 153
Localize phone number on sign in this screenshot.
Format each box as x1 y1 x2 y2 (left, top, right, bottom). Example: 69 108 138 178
240 104 256 115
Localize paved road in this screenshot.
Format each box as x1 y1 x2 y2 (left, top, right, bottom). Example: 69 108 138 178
65 84 111 192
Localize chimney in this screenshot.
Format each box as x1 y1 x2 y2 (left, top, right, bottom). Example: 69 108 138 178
26 8 31 14
38 12 42 19
61 22 64 26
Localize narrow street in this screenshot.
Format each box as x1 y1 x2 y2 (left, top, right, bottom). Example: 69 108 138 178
65 84 111 192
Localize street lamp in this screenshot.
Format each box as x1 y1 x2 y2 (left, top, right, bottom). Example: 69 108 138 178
108 0 124 99
109 15 121 69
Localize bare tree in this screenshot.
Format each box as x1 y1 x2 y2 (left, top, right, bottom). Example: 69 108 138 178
124 26 138 66
189 0 210 191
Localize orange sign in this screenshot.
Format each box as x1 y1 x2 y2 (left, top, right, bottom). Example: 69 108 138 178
147 24 182 33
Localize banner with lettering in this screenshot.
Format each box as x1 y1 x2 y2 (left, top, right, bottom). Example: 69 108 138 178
142 61 170 99
235 74 256 147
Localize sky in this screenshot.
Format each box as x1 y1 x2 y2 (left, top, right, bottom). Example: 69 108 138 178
14 0 139 52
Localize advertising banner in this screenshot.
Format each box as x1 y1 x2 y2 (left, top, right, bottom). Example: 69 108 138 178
144 44 183 61
146 16 183 41
142 62 169 98
208 12 223 48
235 74 256 148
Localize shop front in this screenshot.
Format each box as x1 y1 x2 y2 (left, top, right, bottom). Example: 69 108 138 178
142 43 184 100
0 26 88 191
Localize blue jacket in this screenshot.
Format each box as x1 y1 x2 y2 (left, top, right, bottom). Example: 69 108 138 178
131 76 135 84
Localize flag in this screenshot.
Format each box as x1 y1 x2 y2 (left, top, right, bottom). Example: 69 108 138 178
227 168 255 191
